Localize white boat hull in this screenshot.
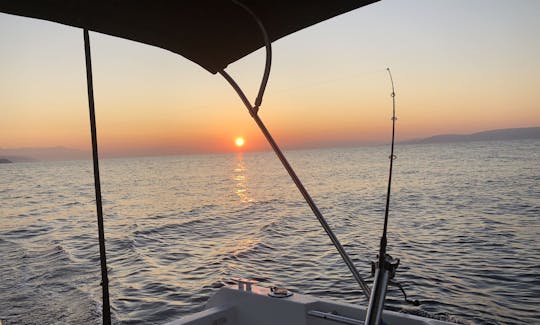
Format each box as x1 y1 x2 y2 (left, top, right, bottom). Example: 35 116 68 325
167 283 452 325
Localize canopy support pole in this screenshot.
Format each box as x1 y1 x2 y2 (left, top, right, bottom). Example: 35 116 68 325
83 29 112 325
221 0 371 301
220 69 371 299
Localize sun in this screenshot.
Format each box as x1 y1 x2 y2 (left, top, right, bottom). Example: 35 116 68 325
235 137 245 147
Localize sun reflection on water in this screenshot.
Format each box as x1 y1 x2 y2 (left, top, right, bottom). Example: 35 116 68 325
233 152 255 203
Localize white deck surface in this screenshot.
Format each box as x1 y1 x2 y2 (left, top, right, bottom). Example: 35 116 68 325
167 283 453 325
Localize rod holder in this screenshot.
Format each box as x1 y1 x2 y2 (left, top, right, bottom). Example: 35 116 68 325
365 254 399 325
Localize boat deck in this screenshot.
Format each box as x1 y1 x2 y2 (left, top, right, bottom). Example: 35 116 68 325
167 282 452 325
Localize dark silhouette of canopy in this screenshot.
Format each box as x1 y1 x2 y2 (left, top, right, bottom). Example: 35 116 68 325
0 0 378 73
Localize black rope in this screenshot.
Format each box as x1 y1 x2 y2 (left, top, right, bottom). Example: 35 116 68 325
84 29 112 325
389 281 421 306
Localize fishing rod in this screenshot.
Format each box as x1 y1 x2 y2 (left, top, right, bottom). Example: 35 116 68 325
364 68 400 325
220 1 371 300
381 67 396 263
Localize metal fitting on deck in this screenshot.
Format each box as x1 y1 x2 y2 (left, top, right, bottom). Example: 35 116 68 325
234 278 258 292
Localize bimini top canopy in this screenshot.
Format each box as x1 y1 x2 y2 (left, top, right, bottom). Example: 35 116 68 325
0 0 378 74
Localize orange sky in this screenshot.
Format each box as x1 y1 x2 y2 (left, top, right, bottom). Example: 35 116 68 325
1 1 539 157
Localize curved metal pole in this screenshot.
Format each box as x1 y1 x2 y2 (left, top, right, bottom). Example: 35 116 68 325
221 70 371 299
224 0 371 300
232 0 271 114
84 29 112 325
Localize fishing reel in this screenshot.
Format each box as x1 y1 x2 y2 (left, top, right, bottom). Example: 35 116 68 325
370 253 400 279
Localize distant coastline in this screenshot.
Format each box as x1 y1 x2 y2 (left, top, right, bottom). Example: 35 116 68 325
2 127 539 162
0 147 87 163
402 127 540 145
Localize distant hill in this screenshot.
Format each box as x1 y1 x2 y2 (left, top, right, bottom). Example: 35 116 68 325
0 158 13 163
403 127 540 144
0 146 90 162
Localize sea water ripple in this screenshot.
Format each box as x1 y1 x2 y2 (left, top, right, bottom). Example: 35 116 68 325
1 140 539 324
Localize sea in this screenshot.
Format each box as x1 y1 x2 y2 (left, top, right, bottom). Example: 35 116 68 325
1 139 539 325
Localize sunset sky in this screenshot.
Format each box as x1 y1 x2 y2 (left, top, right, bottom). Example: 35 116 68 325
1 0 539 157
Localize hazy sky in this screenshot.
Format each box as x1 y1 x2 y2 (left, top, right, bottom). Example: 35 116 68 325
1 0 539 157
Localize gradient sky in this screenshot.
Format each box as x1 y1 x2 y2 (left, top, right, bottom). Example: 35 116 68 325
1 0 539 157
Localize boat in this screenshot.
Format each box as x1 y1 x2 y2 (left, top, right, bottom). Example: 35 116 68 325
167 280 451 325
0 1 455 324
